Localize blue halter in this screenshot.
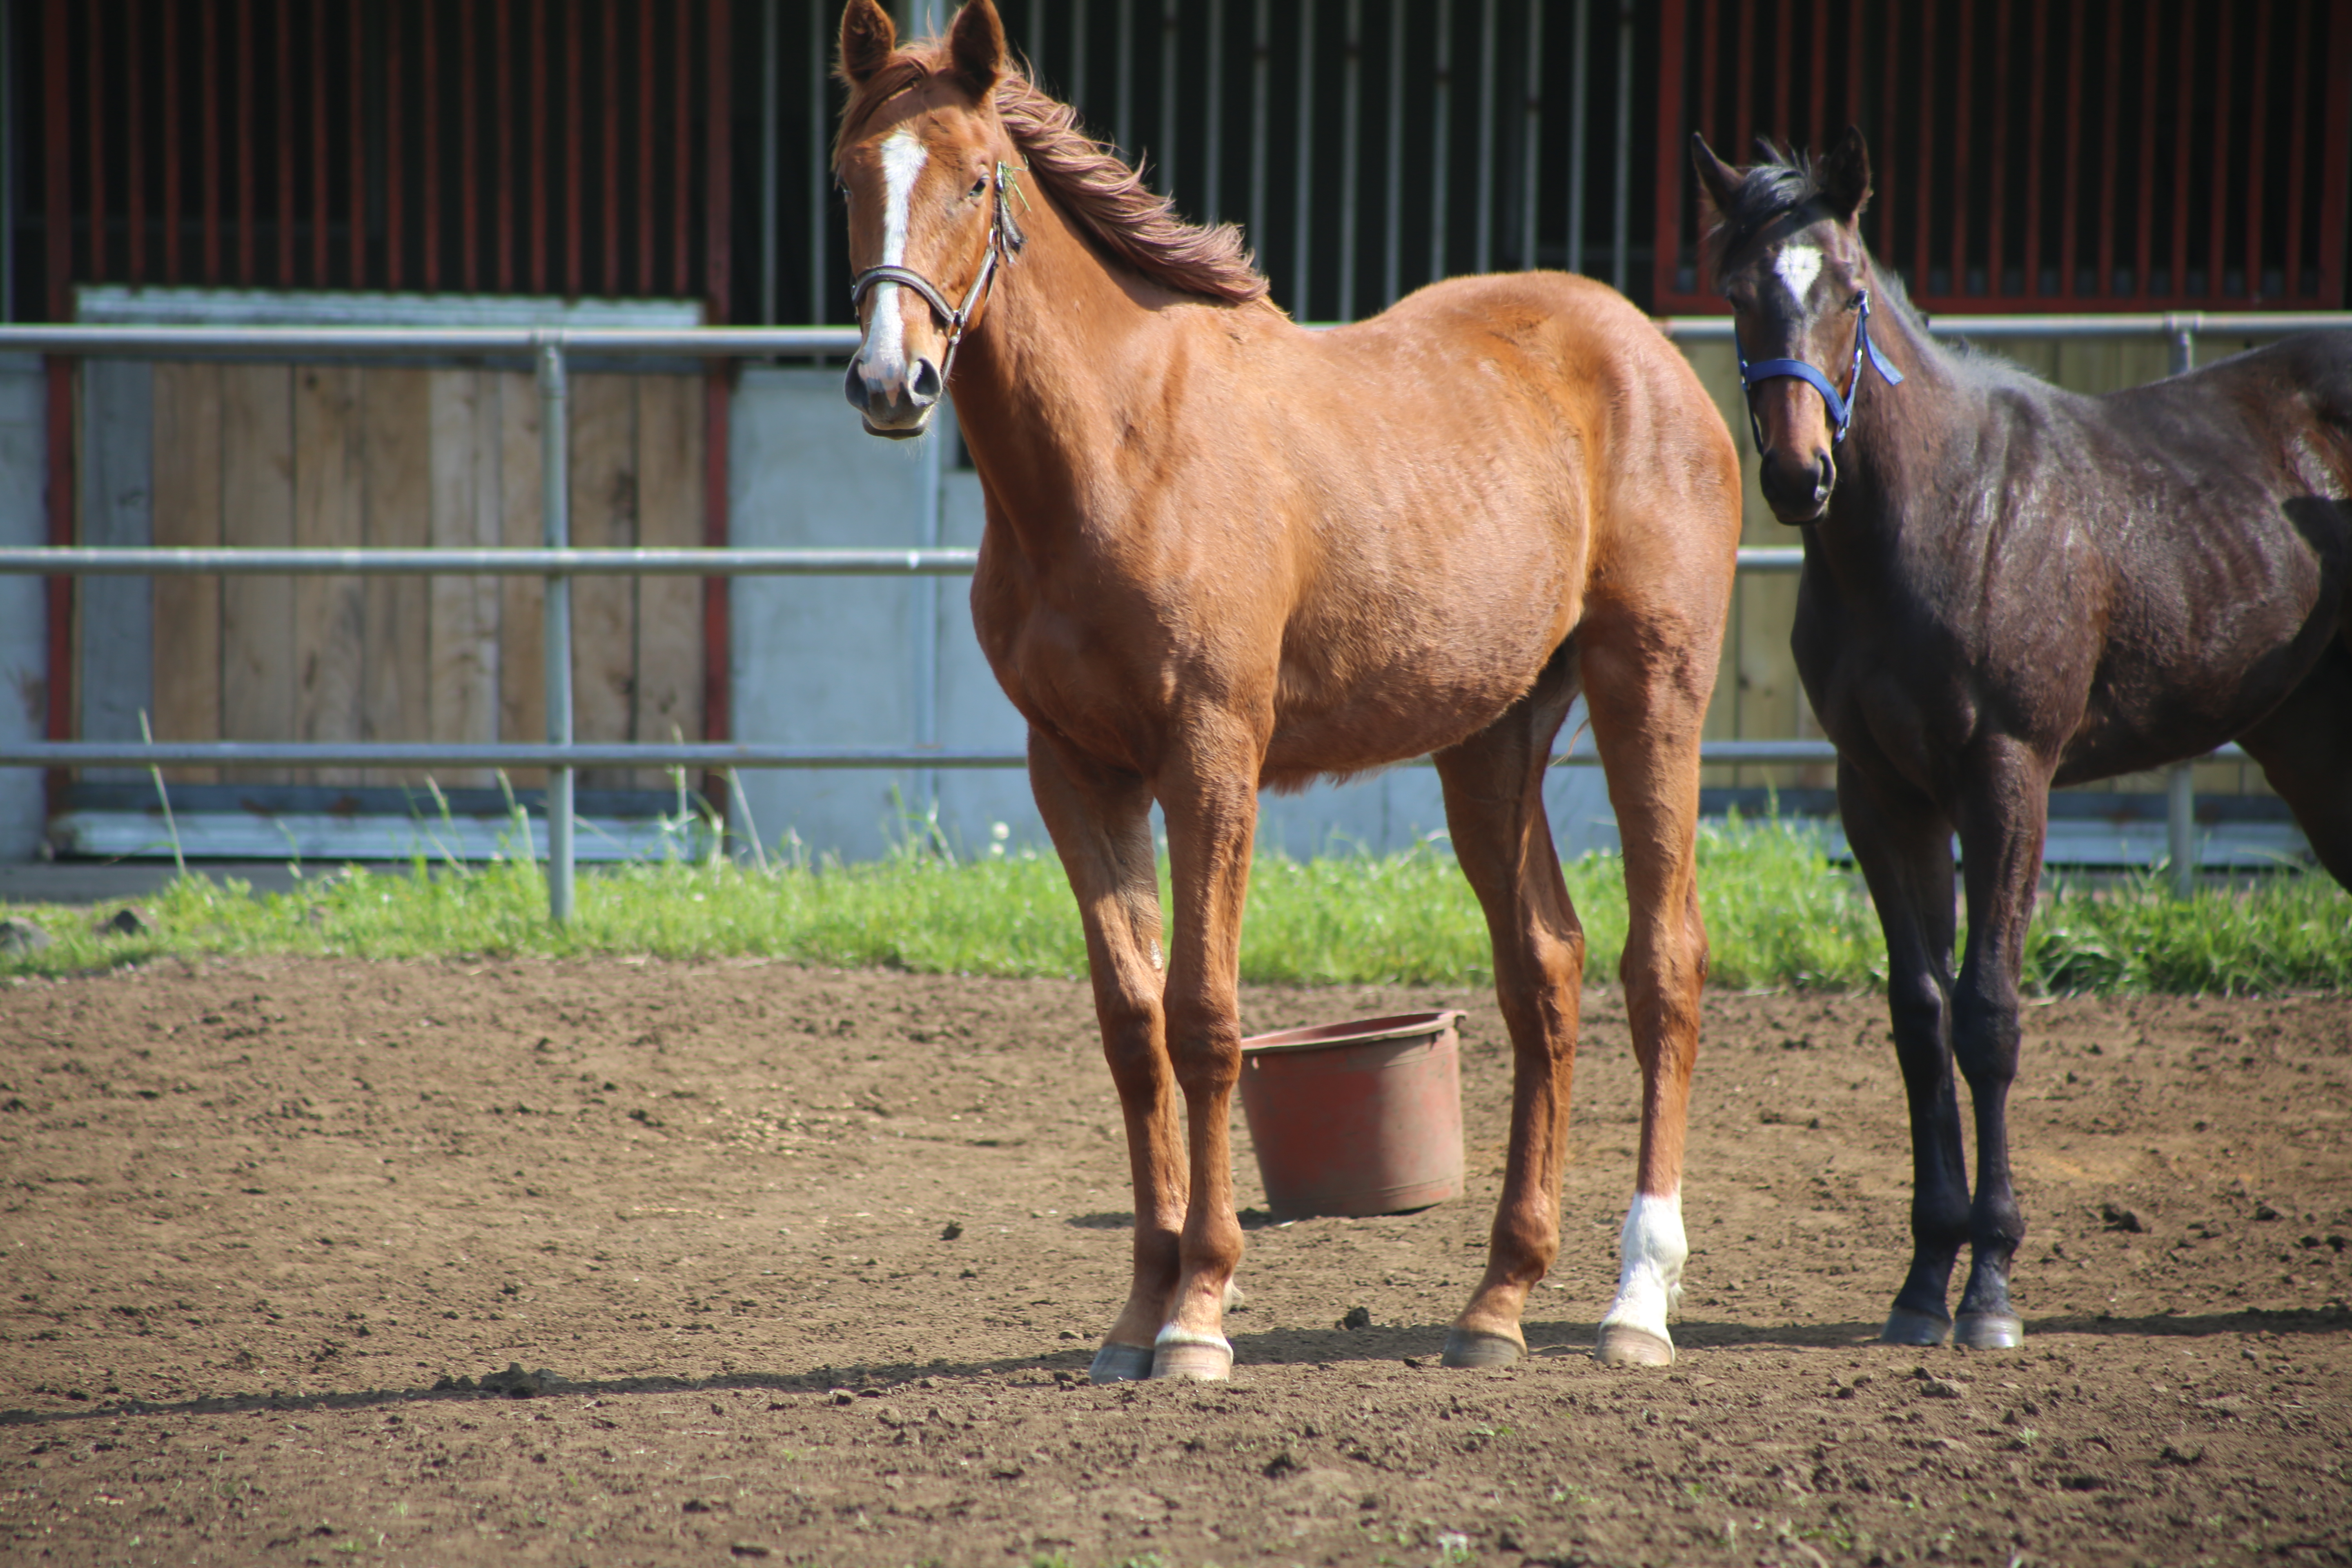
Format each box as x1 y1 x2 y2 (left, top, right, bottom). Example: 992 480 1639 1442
1733 287 1905 453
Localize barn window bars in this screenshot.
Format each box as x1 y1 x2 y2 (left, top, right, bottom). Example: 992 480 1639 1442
1 313 2340 917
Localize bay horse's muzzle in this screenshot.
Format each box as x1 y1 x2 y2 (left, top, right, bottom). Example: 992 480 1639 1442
844 352 943 439
1759 446 1835 522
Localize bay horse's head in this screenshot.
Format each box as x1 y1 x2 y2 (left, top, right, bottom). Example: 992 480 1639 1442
835 0 1021 440
1691 128 1901 525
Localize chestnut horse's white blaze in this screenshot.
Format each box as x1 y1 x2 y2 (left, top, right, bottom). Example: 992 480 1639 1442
865 129 930 374
834 0 1742 1381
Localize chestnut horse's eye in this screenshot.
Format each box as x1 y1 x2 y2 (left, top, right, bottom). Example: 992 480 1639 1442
968 176 989 200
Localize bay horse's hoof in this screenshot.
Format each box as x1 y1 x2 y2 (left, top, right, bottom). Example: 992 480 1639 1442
1440 1327 1526 1369
1088 1341 1156 1384
1880 1307 1955 1346
1150 1326 1234 1381
1593 1323 1675 1366
1955 1312 2025 1350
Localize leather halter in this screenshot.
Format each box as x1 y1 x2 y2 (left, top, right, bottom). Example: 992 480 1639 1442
1734 287 1904 453
847 161 1028 385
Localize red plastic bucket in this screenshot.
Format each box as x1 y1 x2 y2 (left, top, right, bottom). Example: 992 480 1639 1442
1236 1010 1466 1220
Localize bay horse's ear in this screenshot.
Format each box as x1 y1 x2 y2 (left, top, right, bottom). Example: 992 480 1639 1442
840 0 896 87
1689 132 1743 220
1821 125 1873 223
949 0 1007 96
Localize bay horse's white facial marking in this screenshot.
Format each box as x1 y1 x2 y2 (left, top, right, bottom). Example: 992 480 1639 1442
1598 1191 1688 1343
868 128 930 368
1775 243 1824 305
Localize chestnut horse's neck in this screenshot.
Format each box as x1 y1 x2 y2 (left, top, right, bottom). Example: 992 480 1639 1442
942 174 1266 556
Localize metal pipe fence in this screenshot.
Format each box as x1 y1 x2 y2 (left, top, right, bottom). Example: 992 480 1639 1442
2 311 2342 915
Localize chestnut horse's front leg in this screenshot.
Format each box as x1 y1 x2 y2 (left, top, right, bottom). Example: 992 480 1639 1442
1025 731 1184 1384
1145 722 1264 1381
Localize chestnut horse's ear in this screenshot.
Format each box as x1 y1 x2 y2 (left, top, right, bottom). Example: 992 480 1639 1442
1689 132 1743 220
1821 125 1873 222
948 0 1007 96
840 0 896 87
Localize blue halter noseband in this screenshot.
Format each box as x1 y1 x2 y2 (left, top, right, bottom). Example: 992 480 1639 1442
1733 287 1904 453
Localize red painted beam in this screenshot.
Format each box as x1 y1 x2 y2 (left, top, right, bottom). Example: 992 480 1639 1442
238 0 255 283
706 0 731 322
2318 0 2352 305
278 0 296 286
565 6 582 297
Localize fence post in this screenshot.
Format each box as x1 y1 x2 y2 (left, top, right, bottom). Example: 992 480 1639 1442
537 334 575 923
2165 319 2198 898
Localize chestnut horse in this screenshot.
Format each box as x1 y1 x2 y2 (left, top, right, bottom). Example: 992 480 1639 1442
834 0 1742 1379
1692 129 2352 1350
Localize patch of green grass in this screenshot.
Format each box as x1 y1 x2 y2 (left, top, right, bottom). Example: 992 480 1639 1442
0 813 2344 995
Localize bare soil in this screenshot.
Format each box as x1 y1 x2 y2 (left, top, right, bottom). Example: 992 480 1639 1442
2 956 2347 1567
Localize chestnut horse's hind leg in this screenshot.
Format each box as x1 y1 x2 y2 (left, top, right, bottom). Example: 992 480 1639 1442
1025 731 1184 1384
1580 618 1717 1368
1431 650 1587 1369
1835 755 1969 1346
1945 745 2051 1350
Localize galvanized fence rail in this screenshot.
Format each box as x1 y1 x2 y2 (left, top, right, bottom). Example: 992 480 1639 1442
1 312 2340 915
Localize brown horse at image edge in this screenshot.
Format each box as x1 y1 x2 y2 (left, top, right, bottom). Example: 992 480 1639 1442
1693 128 2352 1352
832 0 1743 1379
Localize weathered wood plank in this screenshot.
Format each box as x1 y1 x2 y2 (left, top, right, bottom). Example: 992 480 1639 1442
292 365 367 787
567 373 638 791
360 368 433 786
497 370 547 788
219 364 296 784
78 361 154 784
149 361 222 784
427 368 501 787
633 373 705 790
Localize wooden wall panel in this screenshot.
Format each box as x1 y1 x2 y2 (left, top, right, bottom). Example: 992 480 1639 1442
360 369 433 786
149 361 222 784
219 365 296 784
568 373 639 791
426 369 502 786
497 370 547 788
292 366 366 786
136 365 706 803
634 372 705 790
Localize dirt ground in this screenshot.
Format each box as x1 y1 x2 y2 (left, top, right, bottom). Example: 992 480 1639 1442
0 954 2346 1568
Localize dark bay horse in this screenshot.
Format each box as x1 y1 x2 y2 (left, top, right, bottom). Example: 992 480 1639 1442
833 0 1743 1378
1692 129 2352 1350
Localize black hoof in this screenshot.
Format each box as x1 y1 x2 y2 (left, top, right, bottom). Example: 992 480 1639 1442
1955 1312 2024 1350
1880 1306 1953 1346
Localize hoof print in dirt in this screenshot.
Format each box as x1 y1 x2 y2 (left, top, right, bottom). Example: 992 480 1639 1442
0 917 52 954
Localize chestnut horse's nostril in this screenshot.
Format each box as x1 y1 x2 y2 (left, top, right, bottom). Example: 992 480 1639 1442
907 357 943 406
843 359 874 413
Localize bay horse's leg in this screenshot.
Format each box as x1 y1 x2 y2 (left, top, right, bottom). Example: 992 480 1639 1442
2236 637 2352 890
1836 755 1968 1346
1580 624 1715 1368
1147 727 1263 1381
1025 730 1183 1384
1429 650 1586 1370
1946 744 2051 1350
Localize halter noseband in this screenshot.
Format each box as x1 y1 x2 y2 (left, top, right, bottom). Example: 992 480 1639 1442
1734 286 1904 454
847 161 1028 385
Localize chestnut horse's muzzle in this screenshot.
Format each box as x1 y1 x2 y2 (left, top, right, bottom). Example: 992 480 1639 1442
844 351 943 440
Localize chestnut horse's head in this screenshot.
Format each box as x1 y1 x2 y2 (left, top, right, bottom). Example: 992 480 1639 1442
835 0 1021 439
1691 127 1900 525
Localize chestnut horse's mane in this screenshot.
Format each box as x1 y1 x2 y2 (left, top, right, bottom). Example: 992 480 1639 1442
838 45 1272 307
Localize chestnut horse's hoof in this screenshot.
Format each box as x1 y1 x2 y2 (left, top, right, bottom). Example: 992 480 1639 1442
1440 1327 1526 1369
1880 1307 1955 1346
1955 1312 2025 1350
1088 1341 1156 1384
1150 1327 1233 1381
1593 1323 1675 1366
